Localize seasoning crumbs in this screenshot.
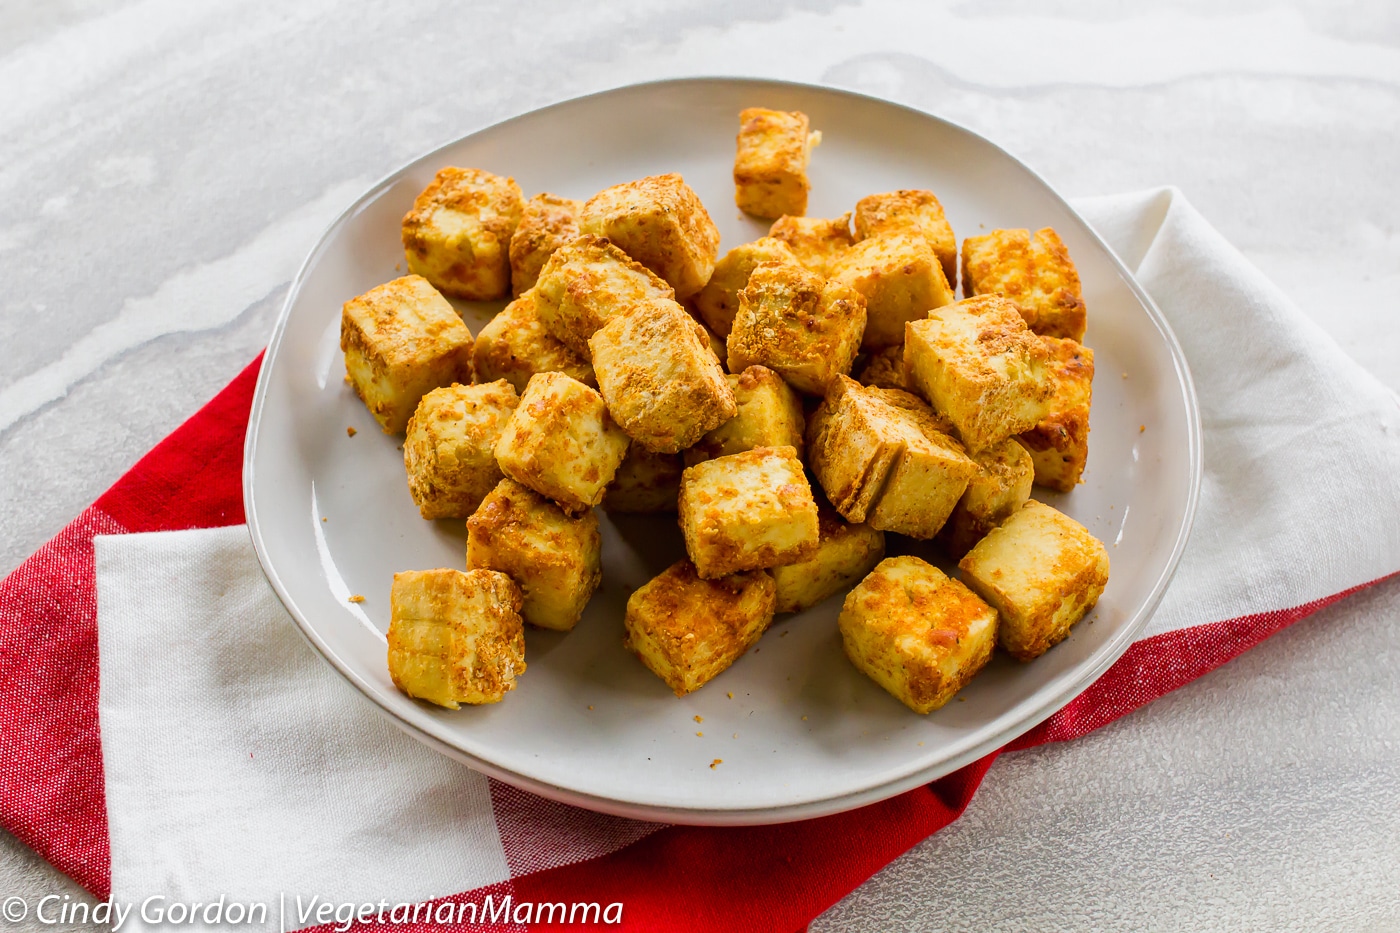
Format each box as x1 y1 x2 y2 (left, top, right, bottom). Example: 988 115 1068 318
694 715 703 723
347 595 365 603
710 759 723 769
346 426 357 437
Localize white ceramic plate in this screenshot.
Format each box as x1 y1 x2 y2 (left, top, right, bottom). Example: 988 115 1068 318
245 78 1200 825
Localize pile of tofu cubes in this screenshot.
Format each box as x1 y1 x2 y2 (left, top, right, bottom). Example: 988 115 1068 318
340 106 1108 716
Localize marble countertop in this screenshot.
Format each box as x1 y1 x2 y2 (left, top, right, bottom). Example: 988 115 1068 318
2 1 1398 929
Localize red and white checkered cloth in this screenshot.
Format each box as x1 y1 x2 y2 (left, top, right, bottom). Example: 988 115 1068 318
2 188 1398 932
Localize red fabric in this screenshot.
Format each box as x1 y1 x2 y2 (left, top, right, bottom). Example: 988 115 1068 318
0 354 1390 930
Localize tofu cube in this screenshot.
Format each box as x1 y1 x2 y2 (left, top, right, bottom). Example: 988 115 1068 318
839 556 997 713
1017 336 1094 492
533 233 675 358
401 167 524 300
807 377 977 538
959 500 1110 661
472 289 595 394
403 380 519 520
962 227 1087 341
623 559 776 696
693 237 800 339
579 173 720 300
938 437 1035 559
767 213 853 277
904 295 1055 453
508 193 581 296
466 478 601 631
857 345 912 392
733 107 819 220
771 504 885 614
853 189 958 287
589 298 737 454
726 261 866 395
387 568 526 708
602 443 684 513
340 275 475 434
830 231 955 350
494 372 630 513
684 365 805 466
678 446 820 579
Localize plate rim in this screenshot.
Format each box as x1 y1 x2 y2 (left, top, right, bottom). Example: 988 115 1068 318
242 75 1203 825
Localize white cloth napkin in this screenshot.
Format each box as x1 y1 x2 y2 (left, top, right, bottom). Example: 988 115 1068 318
94 188 1400 929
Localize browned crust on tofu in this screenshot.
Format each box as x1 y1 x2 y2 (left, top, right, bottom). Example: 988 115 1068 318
1016 335 1095 491
472 289 596 393
853 189 958 287
768 213 854 277
693 237 800 339
579 173 721 300
509 193 582 296
403 380 519 519
734 107 814 220
961 227 1086 341
603 443 685 513
401 167 524 300
533 233 677 357
857 345 911 391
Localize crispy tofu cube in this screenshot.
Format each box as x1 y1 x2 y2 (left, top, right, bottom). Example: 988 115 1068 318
678 446 819 579
472 289 595 394
959 500 1109 661
623 559 776 696
962 227 1086 341
603 443 684 513
904 295 1055 453
771 504 885 614
767 213 854 277
1017 336 1094 492
589 298 737 454
579 173 720 300
726 261 866 395
341 275 475 434
465 478 601 631
508 193 582 297
403 380 519 520
386 568 526 708
807 377 976 538
533 234 675 358
939 437 1034 559
494 372 630 513
857 345 911 391
684 365 805 466
733 107 819 220
693 237 800 339
853 189 958 287
401 167 524 300
830 231 955 350
839 556 997 713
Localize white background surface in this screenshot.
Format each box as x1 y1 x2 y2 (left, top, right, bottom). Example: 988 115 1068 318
1 1 1397 930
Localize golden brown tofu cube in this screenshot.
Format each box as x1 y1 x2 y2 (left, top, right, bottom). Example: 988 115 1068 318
939 437 1035 559
472 289 595 394
533 234 675 358
685 365 806 466
386 568 526 708
733 107 819 220
341 275 475 434
839 556 997 713
508 193 582 297
959 500 1110 661
494 372 630 513
726 261 866 395
1017 336 1094 492
465 478 601 632
904 295 1055 454
807 377 977 538
579 173 720 300
589 298 737 454
623 559 776 696
602 443 684 513
831 231 955 350
962 227 1086 341
853 189 958 287
678 446 820 579
401 167 524 300
767 213 853 277
770 504 885 614
857 345 912 391
693 237 800 339
403 380 519 520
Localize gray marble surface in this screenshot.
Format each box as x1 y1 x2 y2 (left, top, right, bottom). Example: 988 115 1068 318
1 1 1397 929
